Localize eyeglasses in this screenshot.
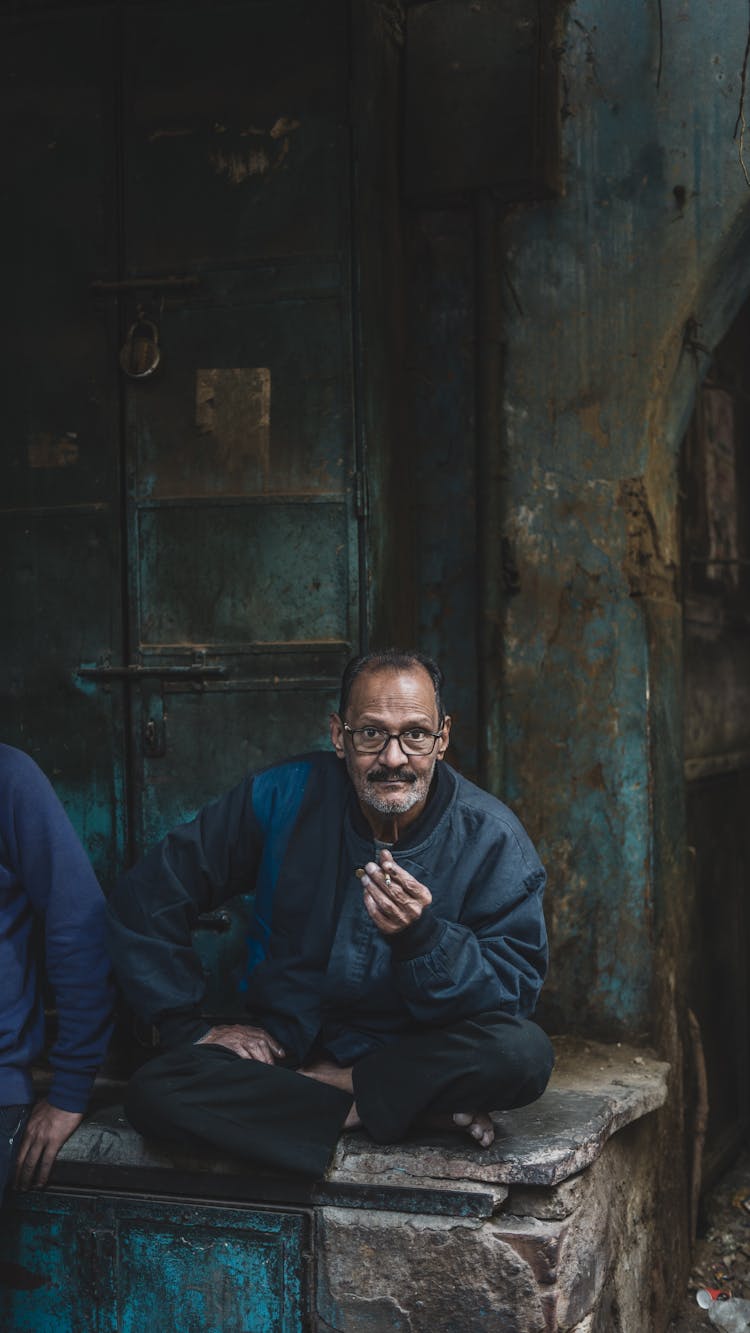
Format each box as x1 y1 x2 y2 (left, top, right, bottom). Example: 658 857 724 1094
343 723 444 756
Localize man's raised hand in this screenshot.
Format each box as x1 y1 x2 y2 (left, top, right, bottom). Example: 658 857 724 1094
359 850 432 935
196 1024 285 1064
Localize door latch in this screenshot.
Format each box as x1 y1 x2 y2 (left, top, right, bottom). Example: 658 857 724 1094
142 688 166 758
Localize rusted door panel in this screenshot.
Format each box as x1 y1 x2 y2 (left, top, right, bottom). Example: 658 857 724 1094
119 0 357 862
114 1196 309 1332
122 0 347 269
0 9 125 884
128 294 351 498
0 1190 310 1332
1 0 360 901
137 504 350 644
0 1191 112 1332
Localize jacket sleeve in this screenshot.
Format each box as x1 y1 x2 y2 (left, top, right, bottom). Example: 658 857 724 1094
106 775 262 1044
8 753 115 1112
387 824 548 1025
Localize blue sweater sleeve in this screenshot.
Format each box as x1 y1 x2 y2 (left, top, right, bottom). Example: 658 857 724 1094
2 750 115 1112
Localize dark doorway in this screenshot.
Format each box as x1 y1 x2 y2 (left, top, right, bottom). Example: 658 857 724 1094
682 301 750 1181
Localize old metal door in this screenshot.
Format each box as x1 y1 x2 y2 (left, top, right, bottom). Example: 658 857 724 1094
1 2 361 889
0 1189 310 1331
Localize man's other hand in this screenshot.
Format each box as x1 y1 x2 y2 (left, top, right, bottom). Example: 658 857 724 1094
14 1101 84 1190
196 1024 285 1064
360 851 432 935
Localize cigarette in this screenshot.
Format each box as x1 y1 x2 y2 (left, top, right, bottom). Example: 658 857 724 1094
355 867 366 879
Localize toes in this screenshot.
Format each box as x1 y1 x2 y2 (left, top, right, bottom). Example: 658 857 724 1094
451 1111 495 1147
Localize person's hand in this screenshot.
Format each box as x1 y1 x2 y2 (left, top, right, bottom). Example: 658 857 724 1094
359 850 432 935
195 1024 285 1064
14 1101 84 1190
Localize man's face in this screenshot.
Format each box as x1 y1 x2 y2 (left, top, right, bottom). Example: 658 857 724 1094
330 666 451 827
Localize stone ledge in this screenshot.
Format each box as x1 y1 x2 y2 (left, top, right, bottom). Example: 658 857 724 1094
328 1036 669 1193
47 1037 667 1223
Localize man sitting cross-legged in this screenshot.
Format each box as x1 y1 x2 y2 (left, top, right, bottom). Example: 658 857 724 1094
106 649 553 1177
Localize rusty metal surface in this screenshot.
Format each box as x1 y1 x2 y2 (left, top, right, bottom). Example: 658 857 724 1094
0 1191 310 1331
118 0 358 859
128 295 350 499
1 0 363 898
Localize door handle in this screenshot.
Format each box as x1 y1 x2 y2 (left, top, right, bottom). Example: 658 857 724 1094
77 664 226 681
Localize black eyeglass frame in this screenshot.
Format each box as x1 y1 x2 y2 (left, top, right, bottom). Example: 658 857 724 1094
342 721 445 756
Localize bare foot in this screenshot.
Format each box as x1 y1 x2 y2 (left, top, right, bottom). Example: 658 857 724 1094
420 1111 495 1148
298 1060 361 1129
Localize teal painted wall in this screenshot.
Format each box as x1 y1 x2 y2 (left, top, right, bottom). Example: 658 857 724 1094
496 0 750 1036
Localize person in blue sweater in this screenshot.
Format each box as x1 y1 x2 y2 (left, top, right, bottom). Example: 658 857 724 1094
0 745 115 1196
107 649 553 1177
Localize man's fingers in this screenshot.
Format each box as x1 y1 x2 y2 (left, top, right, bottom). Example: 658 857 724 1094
363 863 409 903
218 1036 273 1062
15 1140 41 1191
368 858 432 906
198 1025 285 1062
363 893 393 930
12 1103 84 1190
245 1040 275 1064
361 877 404 919
363 865 431 912
31 1145 56 1190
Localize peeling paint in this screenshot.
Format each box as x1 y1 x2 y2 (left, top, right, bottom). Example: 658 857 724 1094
617 476 676 599
27 434 79 468
578 401 609 448
269 116 300 140
194 367 271 486
210 146 270 183
209 117 300 183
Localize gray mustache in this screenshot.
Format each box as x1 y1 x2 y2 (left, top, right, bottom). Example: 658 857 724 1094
367 768 417 785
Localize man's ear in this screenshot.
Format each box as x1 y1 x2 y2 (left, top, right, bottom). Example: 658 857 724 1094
437 715 452 760
330 712 345 758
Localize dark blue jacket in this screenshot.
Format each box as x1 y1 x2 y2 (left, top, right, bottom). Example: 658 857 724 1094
0 745 115 1110
107 754 548 1065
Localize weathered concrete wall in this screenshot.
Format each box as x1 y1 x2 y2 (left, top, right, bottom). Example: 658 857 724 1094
497 0 750 1039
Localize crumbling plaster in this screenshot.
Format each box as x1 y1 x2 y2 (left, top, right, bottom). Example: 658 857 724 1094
498 0 750 1037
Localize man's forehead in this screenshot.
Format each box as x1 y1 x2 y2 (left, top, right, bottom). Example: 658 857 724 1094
346 665 438 717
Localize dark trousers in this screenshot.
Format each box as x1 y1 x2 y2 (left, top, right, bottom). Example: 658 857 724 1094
0 1104 31 1200
124 1012 554 1179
